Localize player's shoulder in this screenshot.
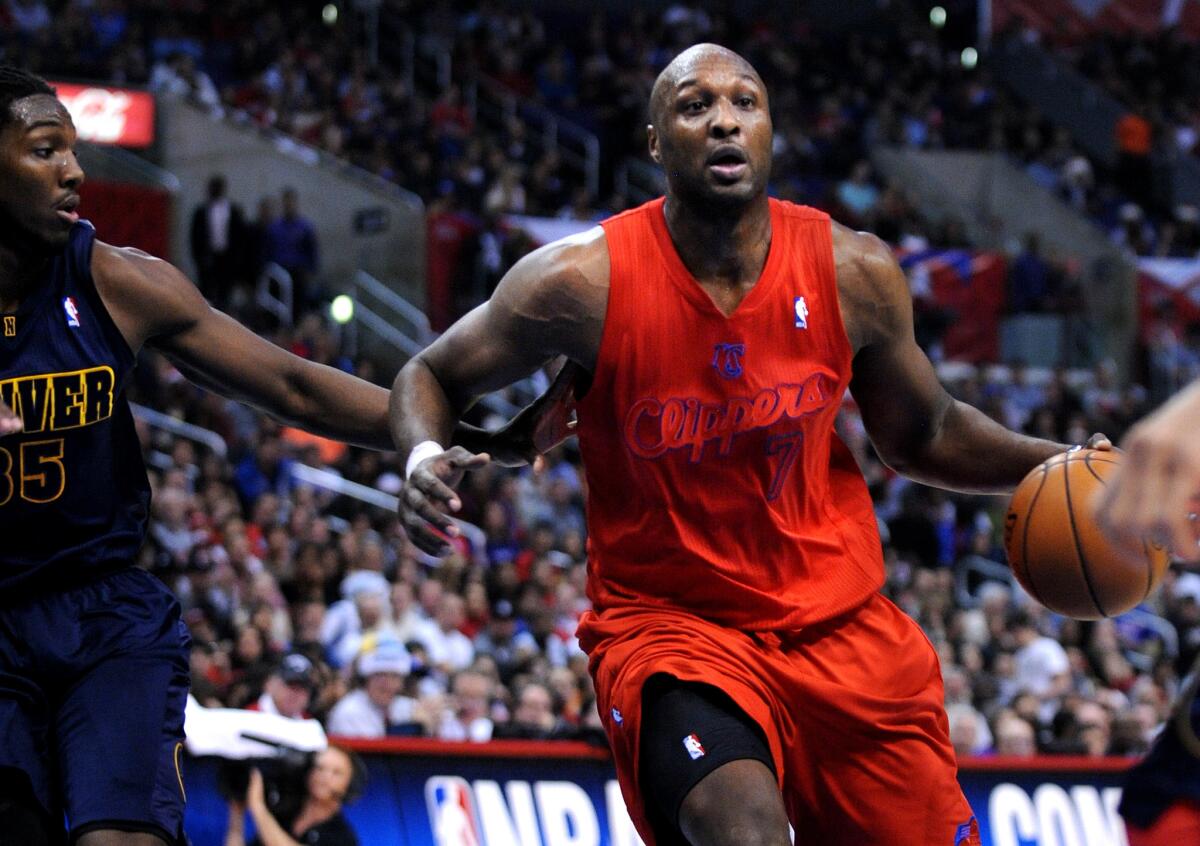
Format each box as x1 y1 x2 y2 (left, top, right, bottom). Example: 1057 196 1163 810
91 239 178 288
769 196 833 223
504 225 610 300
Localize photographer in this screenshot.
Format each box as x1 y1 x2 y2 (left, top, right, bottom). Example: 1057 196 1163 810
225 746 362 846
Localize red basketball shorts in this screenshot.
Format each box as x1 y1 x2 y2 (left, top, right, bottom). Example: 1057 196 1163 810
1125 801 1200 845
578 592 980 846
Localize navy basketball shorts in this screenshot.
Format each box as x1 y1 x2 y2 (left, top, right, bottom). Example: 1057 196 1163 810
0 568 190 843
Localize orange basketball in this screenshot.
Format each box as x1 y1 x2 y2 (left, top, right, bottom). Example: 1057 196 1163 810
1004 448 1170 620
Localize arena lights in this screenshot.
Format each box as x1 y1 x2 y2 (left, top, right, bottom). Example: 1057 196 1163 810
930 5 947 28
961 47 979 69
330 294 355 324
322 3 338 25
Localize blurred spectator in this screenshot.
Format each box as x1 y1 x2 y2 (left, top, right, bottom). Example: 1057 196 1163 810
414 593 475 675
1011 611 1071 719
263 187 319 316
247 653 316 719
1008 234 1056 314
494 681 557 739
326 639 422 738
1115 108 1154 210
190 174 246 310
437 669 495 742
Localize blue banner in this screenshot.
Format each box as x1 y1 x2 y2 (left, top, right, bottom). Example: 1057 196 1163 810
182 745 1134 846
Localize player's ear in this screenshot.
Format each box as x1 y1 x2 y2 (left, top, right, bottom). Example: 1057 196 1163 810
647 125 661 165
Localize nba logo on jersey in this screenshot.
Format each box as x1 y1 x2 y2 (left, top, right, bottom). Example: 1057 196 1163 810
426 776 483 846
793 296 809 329
683 733 706 760
62 297 81 328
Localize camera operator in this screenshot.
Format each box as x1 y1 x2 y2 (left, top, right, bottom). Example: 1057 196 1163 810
224 746 363 846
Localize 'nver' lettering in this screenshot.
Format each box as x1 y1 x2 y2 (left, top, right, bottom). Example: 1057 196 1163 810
0 366 115 433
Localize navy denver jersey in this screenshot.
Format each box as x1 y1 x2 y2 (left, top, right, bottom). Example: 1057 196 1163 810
0 221 149 591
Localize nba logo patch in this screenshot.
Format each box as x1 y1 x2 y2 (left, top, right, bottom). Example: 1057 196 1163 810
683 733 706 760
425 776 483 846
954 816 978 845
793 296 809 329
63 297 81 328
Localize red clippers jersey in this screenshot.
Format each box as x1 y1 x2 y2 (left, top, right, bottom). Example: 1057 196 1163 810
576 198 884 630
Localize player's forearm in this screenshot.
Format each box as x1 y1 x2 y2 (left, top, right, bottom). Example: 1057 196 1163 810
282 362 394 451
894 400 1066 494
390 356 465 458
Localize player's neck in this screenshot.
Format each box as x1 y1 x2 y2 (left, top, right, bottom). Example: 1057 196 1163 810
0 242 47 313
663 194 771 288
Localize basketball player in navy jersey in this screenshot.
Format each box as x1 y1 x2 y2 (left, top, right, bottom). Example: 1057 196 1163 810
0 68 569 846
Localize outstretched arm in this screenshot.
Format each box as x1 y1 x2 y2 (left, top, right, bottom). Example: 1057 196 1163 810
842 230 1070 493
94 242 395 450
391 230 607 552
1096 379 1200 561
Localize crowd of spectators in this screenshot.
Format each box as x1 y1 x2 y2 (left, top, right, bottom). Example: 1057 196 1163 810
6 0 1199 760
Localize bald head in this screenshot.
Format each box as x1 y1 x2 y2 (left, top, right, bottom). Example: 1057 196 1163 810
649 44 765 129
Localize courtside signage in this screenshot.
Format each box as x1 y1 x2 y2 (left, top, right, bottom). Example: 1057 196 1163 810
50 82 155 147
182 749 1135 846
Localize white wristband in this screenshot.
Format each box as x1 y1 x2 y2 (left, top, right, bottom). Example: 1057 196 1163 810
405 440 445 480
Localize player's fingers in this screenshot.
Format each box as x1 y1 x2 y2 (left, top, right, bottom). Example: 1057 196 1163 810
402 485 459 535
532 455 546 473
1086 432 1113 451
0 402 22 435
400 508 452 555
412 469 463 513
447 450 490 471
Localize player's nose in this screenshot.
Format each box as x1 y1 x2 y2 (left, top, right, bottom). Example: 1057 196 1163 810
709 98 740 138
61 151 84 190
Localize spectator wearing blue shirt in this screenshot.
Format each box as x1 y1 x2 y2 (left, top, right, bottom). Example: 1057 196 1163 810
265 187 320 318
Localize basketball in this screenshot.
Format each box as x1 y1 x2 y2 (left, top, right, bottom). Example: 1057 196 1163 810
1004 448 1170 620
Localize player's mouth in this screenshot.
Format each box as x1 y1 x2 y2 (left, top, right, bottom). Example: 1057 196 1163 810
707 146 748 181
55 194 80 224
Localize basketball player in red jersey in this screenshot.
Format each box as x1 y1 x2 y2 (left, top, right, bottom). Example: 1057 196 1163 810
393 44 1094 846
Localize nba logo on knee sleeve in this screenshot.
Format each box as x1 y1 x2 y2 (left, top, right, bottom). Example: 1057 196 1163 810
954 816 979 845
683 733 706 760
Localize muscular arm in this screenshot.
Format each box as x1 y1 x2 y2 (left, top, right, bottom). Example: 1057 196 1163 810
390 230 606 552
390 230 606 456
840 228 1067 493
93 242 394 450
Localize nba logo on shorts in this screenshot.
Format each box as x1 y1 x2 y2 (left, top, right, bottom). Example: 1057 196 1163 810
63 297 81 328
683 733 706 760
426 776 483 846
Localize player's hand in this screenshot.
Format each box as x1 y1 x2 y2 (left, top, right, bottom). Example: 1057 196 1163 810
1096 384 1200 562
400 446 489 555
485 358 580 469
1084 433 1113 451
246 768 266 813
0 398 22 436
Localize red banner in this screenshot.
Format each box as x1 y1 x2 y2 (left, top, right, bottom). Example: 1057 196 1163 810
51 82 155 148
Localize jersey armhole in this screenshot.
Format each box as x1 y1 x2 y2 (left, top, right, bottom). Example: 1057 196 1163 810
73 229 138 370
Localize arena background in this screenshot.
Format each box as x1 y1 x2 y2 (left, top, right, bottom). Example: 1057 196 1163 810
9 0 1200 843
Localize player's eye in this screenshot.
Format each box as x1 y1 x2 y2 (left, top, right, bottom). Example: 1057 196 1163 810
33 147 53 158
684 100 706 113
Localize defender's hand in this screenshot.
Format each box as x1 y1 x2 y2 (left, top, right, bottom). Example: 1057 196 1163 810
486 359 580 468
1096 387 1200 562
401 446 489 555
0 399 22 436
